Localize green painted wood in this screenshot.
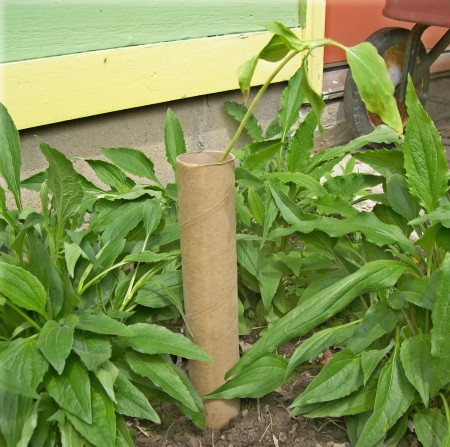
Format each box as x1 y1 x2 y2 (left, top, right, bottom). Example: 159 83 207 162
1 0 300 63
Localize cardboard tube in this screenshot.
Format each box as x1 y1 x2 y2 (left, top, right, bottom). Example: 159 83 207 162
176 151 240 429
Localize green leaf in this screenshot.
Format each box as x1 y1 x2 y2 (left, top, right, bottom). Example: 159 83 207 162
142 199 162 236
64 243 87 278
0 102 22 209
279 67 305 138
247 188 265 225
122 251 176 264
345 43 402 134
409 203 450 228
268 171 327 197
414 408 448 447
65 380 116 447
242 141 282 170
72 332 112 371
207 355 288 399
400 334 432 406
259 34 292 62
120 323 211 361
353 150 404 177
237 55 259 102
102 147 160 184
114 373 160 422
227 260 409 377
286 322 357 377
325 174 383 200
431 253 450 358
386 174 420 221
0 338 48 393
164 109 186 169
347 304 401 354
223 101 263 141
76 312 135 337
135 270 182 309
85 159 134 193
96 361 118 403
403 78 448 213
20 170 46 192
355 347 415 447
237 240 260 278
300 62 326 130
292 378 377 418
37 316 78 374
126 351 198 411
59 419 84 447
269 183 305 225
0 262 48 316
360 341 394 385
40 142 84 223
97 238 126 269
46 356 92 424
291 350 363 406
258 255 283 312
287 110 317 172
265 22 304 51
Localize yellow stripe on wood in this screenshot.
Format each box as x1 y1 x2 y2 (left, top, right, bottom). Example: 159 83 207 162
0 27 324 130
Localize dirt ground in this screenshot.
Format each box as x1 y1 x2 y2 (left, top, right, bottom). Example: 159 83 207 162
130 76 449 447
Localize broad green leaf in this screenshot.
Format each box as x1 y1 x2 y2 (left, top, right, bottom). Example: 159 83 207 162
347 304 401 354
59 419 84 447
126 351 198 411
403 78 448 213
0 338 48 393
414 408 448 447
20 170 46 192
40 142 84 223
17 401 38 447
65 380 116 447
164 109 186 169
287 110 317 172
142 199 162 236
116 416 136 447
102 147 160 184
400 334 432 405
94 201 143 244
268 171 327 197
304 125 402 174
269 183 305 225
324 174 382 200
135 270 183 309
223 101 263 141
237 239 260 279
64 242 88 278
97 238 126 269
46 356 92 424
386 174 420 221
0 262 47 316
237 55 259 102
265 22 304 51
0 102 22 209
76 312 135 337
345 43 402 134
37 316 78 374
122 251 176 264
85 159 134 193
258 255 283 312
279 67 305 138
409 203 450 228
314 195 358 218
431 253 450 358
207 355 288 399
72 333 112 371
300 62 325 130
0 392 34 447
242 141 282 170
114 373 160 422
430 355 450 397
353 150 404 177
96 361 118 403
361 341 394 385
355 348 415 447
120 323 211 362
247 188 265 225
286 322 357 377
259 34 291 63
235 166 265 189
0 367 37 398
227 260 409 377
291 350 363 406
292 378 377 418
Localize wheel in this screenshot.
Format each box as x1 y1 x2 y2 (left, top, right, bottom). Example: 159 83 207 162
344 27 430 139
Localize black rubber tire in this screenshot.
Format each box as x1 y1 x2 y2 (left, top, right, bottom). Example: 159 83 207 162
344 27 430 139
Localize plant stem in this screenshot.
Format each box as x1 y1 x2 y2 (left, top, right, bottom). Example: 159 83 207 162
220 50 299 162
440 392 450 424
5 300 42 331
77 260 127 295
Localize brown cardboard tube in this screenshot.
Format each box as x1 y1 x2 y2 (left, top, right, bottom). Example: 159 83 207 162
176 151 240 429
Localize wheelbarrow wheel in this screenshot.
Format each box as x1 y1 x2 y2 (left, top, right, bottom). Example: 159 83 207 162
344 27 430 139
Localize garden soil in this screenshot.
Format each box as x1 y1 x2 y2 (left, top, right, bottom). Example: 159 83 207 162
131 76 449 446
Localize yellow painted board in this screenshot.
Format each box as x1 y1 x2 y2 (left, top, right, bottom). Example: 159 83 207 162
1 28 324 130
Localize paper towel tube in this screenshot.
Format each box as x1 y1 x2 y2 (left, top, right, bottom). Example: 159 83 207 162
176 151 240 429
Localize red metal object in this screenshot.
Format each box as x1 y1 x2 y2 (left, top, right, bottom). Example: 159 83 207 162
383 0 450 28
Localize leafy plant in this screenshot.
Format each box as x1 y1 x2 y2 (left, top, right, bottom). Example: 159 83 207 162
0 104 212 446
211 78 450 446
